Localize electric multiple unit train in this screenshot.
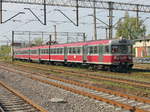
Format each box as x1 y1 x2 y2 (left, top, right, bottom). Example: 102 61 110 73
14 39 133 72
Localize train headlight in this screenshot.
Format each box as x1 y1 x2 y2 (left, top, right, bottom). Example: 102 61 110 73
128 56 132 60
114 56 117 60
114 56 119 60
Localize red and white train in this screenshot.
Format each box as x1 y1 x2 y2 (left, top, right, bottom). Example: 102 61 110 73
14 39 133 72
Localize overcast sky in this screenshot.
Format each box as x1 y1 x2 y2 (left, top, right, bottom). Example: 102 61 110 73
0 0 150 45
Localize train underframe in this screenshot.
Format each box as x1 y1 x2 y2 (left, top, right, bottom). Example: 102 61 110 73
15 58 133 73
83 63 133 73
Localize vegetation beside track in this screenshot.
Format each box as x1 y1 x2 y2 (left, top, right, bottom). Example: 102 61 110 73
3 60 150 98
1 64 149 112
133 64 150 70
0 56 11 62
13 61 150 82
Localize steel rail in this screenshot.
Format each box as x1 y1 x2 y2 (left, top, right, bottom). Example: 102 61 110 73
17 68 150 104
15 62 150 88
0 65 149 112
5 62 150 104
0 80 48 112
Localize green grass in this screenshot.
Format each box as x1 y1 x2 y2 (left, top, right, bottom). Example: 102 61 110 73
0 56 12 62
102 81 150 95
3 60 150 97
13 61 150 82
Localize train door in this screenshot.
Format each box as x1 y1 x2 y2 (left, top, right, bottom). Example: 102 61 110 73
83 45 87 62
99 45 104 62
38 48 41 62
28 49 30 61
49 46 51 61
64 47 67 62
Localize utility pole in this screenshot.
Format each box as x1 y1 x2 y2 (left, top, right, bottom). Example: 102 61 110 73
54 25 57 42
49 35 51 61
108 2 113 39
76 0 79 26
44 0 46 25
28 32 31 61
11 31 14 62
105 28 108 39
0 0 2 24
49 35 52 45
93 0 97 40
136 4 139 29
83 33 86 42
29 31 31 47
136 4 140 39
143 32 147 57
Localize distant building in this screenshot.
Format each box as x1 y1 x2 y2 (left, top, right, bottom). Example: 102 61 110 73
133 37 150 57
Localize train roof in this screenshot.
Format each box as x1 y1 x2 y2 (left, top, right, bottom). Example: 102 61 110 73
15 39 133 50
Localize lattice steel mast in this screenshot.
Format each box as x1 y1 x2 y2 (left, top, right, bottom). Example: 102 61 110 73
2 0 150 39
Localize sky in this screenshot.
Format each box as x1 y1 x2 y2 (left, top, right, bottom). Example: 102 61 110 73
1 0 150 45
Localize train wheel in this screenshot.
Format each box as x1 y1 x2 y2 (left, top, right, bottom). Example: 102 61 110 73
110 66 116 72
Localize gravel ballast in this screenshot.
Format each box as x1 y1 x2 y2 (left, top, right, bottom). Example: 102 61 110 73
0 68 125 112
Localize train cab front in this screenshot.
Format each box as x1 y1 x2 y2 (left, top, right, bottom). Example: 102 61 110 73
110 39 133 72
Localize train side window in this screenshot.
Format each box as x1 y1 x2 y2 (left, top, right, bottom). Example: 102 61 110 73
105 46 109 53
61 48 63 54
59 48 62 54
54 49 56 54
45 49 48 54
69 48 72 54
51 49 53 54
70 48 73 54
93 46 98 54
50 49 53 54
74 48 76 54
73 48 76 54
58 48 61 54
68 48 70 54
60 48 62 54
53 49 55 54
57 48 59 54
56 48 59 54
52 49 54 54
58 48 60 54
34 50 37 54
47 49 49 54
40 49 42 54
89 47 93 54
59 48 61 54
77 47 81 54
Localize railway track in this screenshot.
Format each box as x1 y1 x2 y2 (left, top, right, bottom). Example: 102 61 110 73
13 62 150 89
0 80 48 112
0 64 150 112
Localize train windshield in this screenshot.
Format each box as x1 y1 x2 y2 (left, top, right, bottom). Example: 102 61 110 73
111 45 132 54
